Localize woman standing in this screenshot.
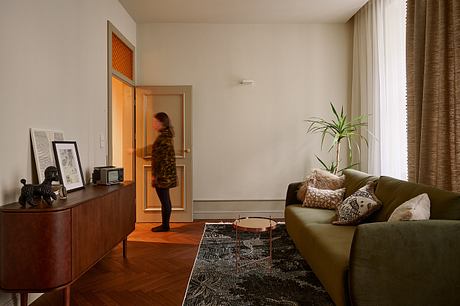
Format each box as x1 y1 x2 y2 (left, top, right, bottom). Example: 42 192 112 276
151 112 177 232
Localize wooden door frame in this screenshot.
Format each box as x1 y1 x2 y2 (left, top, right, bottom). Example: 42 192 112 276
107 21 135 166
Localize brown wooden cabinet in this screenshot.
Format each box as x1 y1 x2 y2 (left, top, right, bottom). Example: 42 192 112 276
0 182 135 306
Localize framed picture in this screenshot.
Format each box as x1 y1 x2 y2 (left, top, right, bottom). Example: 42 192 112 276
30 128 64 182
52 141 85 192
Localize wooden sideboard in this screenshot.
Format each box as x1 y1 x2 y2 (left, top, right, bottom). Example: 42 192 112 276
0 182 136 306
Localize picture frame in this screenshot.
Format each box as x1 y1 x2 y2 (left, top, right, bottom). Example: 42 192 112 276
30 128 64 183
52 141 85 192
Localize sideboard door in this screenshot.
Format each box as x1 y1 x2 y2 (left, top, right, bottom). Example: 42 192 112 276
72 184 135 278
0 210 72 290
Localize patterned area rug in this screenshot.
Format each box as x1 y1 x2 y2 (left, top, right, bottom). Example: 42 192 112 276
183 223 334 306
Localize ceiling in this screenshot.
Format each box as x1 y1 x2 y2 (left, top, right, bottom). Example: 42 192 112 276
118 0 369 24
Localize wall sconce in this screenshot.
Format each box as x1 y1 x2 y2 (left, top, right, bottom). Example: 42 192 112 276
239 79 255 85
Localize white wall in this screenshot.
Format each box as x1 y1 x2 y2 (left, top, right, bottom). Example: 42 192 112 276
0 0 135 304
0 0 136 203
138 23 353 201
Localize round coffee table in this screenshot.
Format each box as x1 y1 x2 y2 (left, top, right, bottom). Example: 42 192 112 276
233 217 277 273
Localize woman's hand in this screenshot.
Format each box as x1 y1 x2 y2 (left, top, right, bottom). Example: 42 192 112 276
151 175 156 187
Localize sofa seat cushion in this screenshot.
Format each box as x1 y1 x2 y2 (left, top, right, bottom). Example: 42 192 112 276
297 224 356 306
285 204 337 226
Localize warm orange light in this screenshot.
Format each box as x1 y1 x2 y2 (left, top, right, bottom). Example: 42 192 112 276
112 33 133 80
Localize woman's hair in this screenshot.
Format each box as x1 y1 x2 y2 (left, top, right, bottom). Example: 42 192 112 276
154 112 175 136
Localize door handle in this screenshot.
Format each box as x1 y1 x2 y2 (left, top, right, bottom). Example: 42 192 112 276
184 148 191 153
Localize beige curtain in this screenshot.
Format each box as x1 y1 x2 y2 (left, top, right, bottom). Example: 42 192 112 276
351 0 407 179
406 0 460 192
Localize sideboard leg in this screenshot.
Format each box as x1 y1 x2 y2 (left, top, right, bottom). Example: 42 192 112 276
64 286 70 306
20 293 28 306
123 238 127 258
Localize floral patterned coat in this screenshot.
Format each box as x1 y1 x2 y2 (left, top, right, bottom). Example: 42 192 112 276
151 128 177 188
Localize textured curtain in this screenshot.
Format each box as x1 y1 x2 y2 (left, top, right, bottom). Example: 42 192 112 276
351 0 407 179
406 0 460 192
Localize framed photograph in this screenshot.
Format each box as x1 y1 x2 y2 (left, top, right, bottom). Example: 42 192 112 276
52 141 85 192
30 128 64 182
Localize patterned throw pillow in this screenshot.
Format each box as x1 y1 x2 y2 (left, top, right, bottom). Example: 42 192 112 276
297 169 345 202
388 193 430 222
311 168 345 190
303 186 346 210
333 181 382 225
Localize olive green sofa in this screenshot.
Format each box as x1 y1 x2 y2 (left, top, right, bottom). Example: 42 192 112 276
285 169 460 306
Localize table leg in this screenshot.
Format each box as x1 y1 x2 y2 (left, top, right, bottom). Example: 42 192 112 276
269 222 273 272
235 225 239 273
123 238 127 258
20 293 27 306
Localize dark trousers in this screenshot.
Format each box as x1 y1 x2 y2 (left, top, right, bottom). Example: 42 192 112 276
155 187 172 229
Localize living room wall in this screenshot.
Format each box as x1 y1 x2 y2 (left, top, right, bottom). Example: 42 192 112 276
137 23 353 216
0 0 135 303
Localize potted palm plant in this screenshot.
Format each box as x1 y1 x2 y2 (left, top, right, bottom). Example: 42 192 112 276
306 103 368 175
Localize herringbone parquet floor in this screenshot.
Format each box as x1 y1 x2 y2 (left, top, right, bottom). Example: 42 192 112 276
30 222 206 306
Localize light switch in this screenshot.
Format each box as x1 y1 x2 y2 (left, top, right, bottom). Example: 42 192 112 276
100 134 105 148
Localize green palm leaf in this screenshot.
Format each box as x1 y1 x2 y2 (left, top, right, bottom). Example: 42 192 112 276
306 102 368 173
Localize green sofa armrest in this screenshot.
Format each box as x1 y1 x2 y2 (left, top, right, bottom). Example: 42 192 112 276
286 182 302 206
349 220 460 306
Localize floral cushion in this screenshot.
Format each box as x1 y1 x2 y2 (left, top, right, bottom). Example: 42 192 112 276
333 181 381 225
303 186 346 210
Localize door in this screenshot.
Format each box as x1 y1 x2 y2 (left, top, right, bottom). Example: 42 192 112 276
135 86 192 222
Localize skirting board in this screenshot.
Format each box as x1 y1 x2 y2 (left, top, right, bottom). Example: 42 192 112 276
193 200 285 220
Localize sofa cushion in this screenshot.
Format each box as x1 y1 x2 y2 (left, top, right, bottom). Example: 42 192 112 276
373 176 460 221
333 182 382 225
388 193 430 222
297 169 345 201
342 169 378 198
310 168 345 190
298 224 356 306
303 186 345 210
285 204 337 225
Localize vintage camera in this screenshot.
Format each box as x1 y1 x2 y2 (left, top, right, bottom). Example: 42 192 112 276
92 166 124 185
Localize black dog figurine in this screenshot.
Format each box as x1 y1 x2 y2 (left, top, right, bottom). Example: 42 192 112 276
19 166 61 207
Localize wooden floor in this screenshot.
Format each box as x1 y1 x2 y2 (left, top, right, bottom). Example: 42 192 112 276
31 222 206 306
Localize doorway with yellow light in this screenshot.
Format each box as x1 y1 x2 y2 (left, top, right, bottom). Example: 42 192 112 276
108 22 193 223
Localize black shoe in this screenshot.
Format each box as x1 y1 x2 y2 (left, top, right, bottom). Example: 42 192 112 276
151 225 170 232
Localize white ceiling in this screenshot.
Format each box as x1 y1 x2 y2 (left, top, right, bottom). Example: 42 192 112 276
118 0 368 24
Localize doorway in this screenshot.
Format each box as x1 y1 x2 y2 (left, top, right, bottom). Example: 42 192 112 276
107 22 135 179
135 86 193 222
110 76 134 180
108 23 193 223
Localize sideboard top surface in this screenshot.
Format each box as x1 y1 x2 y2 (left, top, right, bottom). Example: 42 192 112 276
0 182 134 212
